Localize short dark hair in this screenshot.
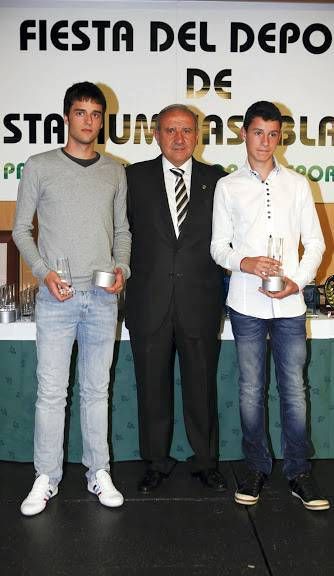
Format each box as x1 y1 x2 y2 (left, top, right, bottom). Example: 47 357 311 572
156 104 198 131
63 82 106 116
243 101 282 130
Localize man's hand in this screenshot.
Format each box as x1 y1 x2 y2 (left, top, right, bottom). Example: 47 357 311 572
44 270 73 302
240 256 281 279
104 267 125 294
259 276 299 300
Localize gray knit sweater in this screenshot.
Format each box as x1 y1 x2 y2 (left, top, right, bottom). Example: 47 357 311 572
13 149 131 290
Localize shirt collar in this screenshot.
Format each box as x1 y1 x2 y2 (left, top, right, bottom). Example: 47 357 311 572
163 155 192 176
245 157 280 180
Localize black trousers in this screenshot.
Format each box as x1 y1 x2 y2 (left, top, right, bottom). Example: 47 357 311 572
129 298 220 475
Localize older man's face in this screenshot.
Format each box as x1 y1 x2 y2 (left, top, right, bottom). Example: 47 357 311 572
155 109 198 167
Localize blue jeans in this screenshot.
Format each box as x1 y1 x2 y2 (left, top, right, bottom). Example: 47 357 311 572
34 285 118 486
229 308 311 480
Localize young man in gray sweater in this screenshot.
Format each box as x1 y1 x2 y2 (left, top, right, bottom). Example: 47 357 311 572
13 81 131 516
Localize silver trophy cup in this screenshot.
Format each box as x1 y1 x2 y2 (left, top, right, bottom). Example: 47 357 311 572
93 270 115 288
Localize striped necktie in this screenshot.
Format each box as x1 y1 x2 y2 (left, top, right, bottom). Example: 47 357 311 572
170 168 189 230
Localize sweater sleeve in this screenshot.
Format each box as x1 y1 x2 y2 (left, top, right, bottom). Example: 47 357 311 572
12 157 50 281
112 164 131 280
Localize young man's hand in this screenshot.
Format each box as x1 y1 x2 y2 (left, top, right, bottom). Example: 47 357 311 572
259 276 299 300
104 268 124 294
240 256 281 279
44 270 73 302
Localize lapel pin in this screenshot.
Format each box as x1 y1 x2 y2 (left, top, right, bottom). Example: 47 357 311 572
201 184 207 190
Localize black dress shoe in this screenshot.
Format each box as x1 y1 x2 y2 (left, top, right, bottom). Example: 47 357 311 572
192 469 226 492
138 470 166 494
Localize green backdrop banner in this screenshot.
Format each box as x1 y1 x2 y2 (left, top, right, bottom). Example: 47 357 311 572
0 339 333 462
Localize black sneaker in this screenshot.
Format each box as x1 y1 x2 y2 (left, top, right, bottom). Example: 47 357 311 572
289 473 330 511
234 470 267 506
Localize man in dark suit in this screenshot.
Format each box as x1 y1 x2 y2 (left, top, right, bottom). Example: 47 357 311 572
126 104 227 493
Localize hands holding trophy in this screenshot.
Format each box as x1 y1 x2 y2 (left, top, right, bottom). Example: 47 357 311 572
56 257 75 297
44 257 75 301
262 237 284 292
93 268 124 294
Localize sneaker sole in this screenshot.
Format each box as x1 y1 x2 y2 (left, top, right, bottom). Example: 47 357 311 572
234 492 259 506
291 491 330 511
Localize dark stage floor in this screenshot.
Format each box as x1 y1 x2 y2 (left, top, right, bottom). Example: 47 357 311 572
1 460 333 576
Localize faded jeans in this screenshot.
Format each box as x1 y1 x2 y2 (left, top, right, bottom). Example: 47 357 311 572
229 308 311 480
34 285 118 486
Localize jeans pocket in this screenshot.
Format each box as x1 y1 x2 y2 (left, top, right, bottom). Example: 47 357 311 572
36 285 59 303
94 287 117 304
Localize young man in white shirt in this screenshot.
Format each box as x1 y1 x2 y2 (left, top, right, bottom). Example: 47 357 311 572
211 101 330 511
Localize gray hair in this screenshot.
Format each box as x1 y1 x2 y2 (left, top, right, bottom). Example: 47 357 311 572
155 104 198 131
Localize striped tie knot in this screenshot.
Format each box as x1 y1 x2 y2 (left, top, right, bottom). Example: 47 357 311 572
170 168 184 179
170 168 189 229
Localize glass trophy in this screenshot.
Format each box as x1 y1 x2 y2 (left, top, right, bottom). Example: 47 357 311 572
56 257 75 296
262 237 284 292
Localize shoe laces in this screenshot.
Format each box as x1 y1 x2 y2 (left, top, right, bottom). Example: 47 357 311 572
292 473 317 499
30 476 52 499
94 470 115 494
243 470 265 491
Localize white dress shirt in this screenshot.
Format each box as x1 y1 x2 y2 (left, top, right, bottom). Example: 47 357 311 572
162 156 192 237
210 159 325 319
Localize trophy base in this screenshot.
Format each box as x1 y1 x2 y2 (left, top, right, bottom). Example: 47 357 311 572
262 276 284 292
0 308 17 323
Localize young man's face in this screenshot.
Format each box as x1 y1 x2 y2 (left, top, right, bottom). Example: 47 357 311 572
64 99 103 146
241 117 281 168
155 109 198 167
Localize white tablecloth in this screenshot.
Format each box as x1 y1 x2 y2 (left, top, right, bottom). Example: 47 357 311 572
1 315 333 341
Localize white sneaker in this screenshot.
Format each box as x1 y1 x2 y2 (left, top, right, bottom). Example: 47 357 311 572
87 469 124 508
21 474 58 516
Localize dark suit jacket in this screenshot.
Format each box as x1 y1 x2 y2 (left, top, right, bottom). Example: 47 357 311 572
125 156 226 337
